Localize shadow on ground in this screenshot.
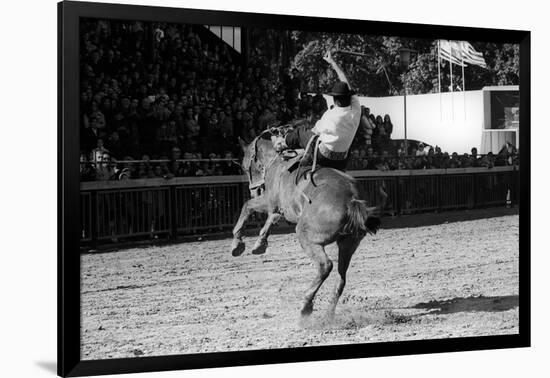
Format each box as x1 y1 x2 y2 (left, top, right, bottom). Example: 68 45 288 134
411 295 519 315
299 295 519 330
35 361 56 374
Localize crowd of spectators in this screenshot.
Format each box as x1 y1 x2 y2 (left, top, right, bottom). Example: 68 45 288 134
79 19 332 180
346 143 519 171
79 19 518 181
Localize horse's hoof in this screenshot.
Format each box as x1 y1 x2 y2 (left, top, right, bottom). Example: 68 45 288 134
300 302 314 317
251 239 268 255
231 240 245 257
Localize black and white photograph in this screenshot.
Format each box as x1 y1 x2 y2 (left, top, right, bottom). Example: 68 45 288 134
76 10 523 363
9 0 550 376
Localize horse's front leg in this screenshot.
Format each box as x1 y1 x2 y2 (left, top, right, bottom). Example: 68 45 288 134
251 212 281 255
231 196 268 256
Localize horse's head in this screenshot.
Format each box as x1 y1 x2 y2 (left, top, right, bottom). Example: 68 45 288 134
239 133 277 198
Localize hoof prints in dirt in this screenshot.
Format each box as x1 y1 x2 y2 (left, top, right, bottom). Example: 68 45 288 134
382 310 414 325
297 308 415 331
296 294 519 332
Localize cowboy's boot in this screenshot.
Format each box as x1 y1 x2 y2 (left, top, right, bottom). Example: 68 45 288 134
300 147 314 167
271 135 287 152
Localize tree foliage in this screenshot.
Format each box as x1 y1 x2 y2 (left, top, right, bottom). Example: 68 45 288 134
249 29 519 96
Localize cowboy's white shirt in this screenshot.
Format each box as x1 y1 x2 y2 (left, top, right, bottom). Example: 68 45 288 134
312 95 361 153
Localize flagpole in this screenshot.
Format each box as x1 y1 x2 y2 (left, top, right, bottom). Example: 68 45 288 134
462 46 466 120
450 41 454 121
438 40 442 121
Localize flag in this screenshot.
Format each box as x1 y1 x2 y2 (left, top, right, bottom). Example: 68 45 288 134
439 40 467 67
438 40 487 68
460 41 487 68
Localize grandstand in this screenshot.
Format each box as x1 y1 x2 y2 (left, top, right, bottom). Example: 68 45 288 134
80 18 519 182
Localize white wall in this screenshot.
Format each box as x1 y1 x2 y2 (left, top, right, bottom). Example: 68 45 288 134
326 91 485 154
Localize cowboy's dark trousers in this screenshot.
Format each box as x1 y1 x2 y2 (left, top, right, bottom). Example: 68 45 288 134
284 124 348 171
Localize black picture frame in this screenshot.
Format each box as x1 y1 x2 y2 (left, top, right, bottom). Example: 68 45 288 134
58 1 531 376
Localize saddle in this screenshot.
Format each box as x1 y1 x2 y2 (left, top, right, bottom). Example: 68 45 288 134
282 140 319 185
281 149 305 171
278 148 314 204
270 122 319 183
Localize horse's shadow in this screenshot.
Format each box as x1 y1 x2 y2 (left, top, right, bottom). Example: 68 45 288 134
410 295 519 315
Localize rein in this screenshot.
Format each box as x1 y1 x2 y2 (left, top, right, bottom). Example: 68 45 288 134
247 130 278 192
245 120 307 193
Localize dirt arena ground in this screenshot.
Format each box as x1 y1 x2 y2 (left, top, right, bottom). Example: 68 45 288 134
81 214 519 360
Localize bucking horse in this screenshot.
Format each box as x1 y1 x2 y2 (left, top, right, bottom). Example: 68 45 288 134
231 125 387 320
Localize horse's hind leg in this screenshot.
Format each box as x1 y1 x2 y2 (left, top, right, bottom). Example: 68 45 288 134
251 212 281 255
298 233 333 317
327 235 362 318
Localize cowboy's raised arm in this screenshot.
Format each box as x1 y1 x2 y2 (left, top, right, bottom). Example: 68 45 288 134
323 51 351 89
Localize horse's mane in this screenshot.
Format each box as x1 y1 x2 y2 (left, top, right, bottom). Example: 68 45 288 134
258 131 273 141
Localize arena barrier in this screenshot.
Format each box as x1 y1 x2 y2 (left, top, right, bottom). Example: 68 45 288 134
80 166 519 244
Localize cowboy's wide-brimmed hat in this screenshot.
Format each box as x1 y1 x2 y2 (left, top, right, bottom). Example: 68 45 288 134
327 81 355 96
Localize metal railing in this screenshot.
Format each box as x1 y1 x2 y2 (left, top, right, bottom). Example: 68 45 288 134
80 166 519 245
80 153 518 178
94 188 172 241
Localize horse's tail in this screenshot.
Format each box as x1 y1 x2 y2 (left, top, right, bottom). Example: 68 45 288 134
342 185 388 237
343 199 370 237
